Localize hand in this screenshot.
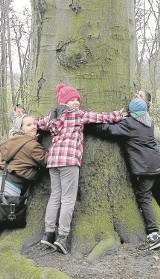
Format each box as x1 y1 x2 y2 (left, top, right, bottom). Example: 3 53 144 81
93 123 103 133
56 105 73 117
120 108 128 119
49 109 57 120
0 161 5 170
50 105 69 121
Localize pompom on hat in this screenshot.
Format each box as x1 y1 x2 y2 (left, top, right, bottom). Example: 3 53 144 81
56 83 81 104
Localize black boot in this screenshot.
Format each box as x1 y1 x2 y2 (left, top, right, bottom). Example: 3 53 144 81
41 232 57 250
54 235 68 254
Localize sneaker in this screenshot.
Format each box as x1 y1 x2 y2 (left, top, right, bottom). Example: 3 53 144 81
54 235 68 254
138 233 160 251
41 232 57 250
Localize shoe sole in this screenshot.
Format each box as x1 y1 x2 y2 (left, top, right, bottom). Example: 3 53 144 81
149 242 160 250
138 241 160 251
54 241 68 254
41 240 57 251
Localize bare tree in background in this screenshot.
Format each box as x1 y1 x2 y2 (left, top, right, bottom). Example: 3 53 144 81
11 6 31 107
6 0 15 104
135 0 160 95
0 0 8 136
0 0 31 136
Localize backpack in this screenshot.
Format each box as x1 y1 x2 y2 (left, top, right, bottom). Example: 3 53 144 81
0 165 29 229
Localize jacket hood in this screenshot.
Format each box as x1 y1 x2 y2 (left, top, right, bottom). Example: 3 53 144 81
131 112 152 127
0 135 35 162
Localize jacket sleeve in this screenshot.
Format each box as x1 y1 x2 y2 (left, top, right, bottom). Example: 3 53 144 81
37 111 68 132
29 143 47 167
81 111 123 125
101 119 131 137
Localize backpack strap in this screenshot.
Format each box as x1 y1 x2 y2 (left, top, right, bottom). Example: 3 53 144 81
0 164 8 193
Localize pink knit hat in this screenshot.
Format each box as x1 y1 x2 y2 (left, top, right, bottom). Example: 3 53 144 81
56 83 81 104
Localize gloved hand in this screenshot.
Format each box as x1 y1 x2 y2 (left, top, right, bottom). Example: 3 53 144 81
49 108 58 121
50 105 74 121
56 105 70 117
93 123 111 137
94 124 103 133
90 123 105 137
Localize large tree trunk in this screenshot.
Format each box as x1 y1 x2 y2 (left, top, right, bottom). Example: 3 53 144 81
30 0 136 115
28 0 150 257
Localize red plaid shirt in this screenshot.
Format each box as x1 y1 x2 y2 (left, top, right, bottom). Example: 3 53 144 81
38 109 122 167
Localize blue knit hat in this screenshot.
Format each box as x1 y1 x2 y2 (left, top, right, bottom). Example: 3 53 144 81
129 98 147 117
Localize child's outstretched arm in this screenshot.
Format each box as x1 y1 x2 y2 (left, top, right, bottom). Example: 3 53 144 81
37 111 68 132
81 108 127 125
37 104 75 132
94 119 131 138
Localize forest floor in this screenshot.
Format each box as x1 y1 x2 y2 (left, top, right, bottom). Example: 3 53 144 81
23 241 160 279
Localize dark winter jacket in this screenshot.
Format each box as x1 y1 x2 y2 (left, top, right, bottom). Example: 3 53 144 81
96 116 160 176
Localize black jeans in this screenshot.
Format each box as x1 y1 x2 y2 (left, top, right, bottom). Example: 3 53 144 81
132 174 160 235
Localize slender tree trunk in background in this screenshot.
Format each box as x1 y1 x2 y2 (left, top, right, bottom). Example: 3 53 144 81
0 0 8 136
6 0 15 104
15 30 24 103
28 0 160 259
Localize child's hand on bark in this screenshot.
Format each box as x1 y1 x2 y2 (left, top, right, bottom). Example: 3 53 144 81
120 108 128 119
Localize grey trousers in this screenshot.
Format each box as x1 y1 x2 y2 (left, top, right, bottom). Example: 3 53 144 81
45 165 79 236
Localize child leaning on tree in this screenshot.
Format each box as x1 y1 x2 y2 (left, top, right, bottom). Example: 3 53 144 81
37 83 127 254
94 98 160 251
